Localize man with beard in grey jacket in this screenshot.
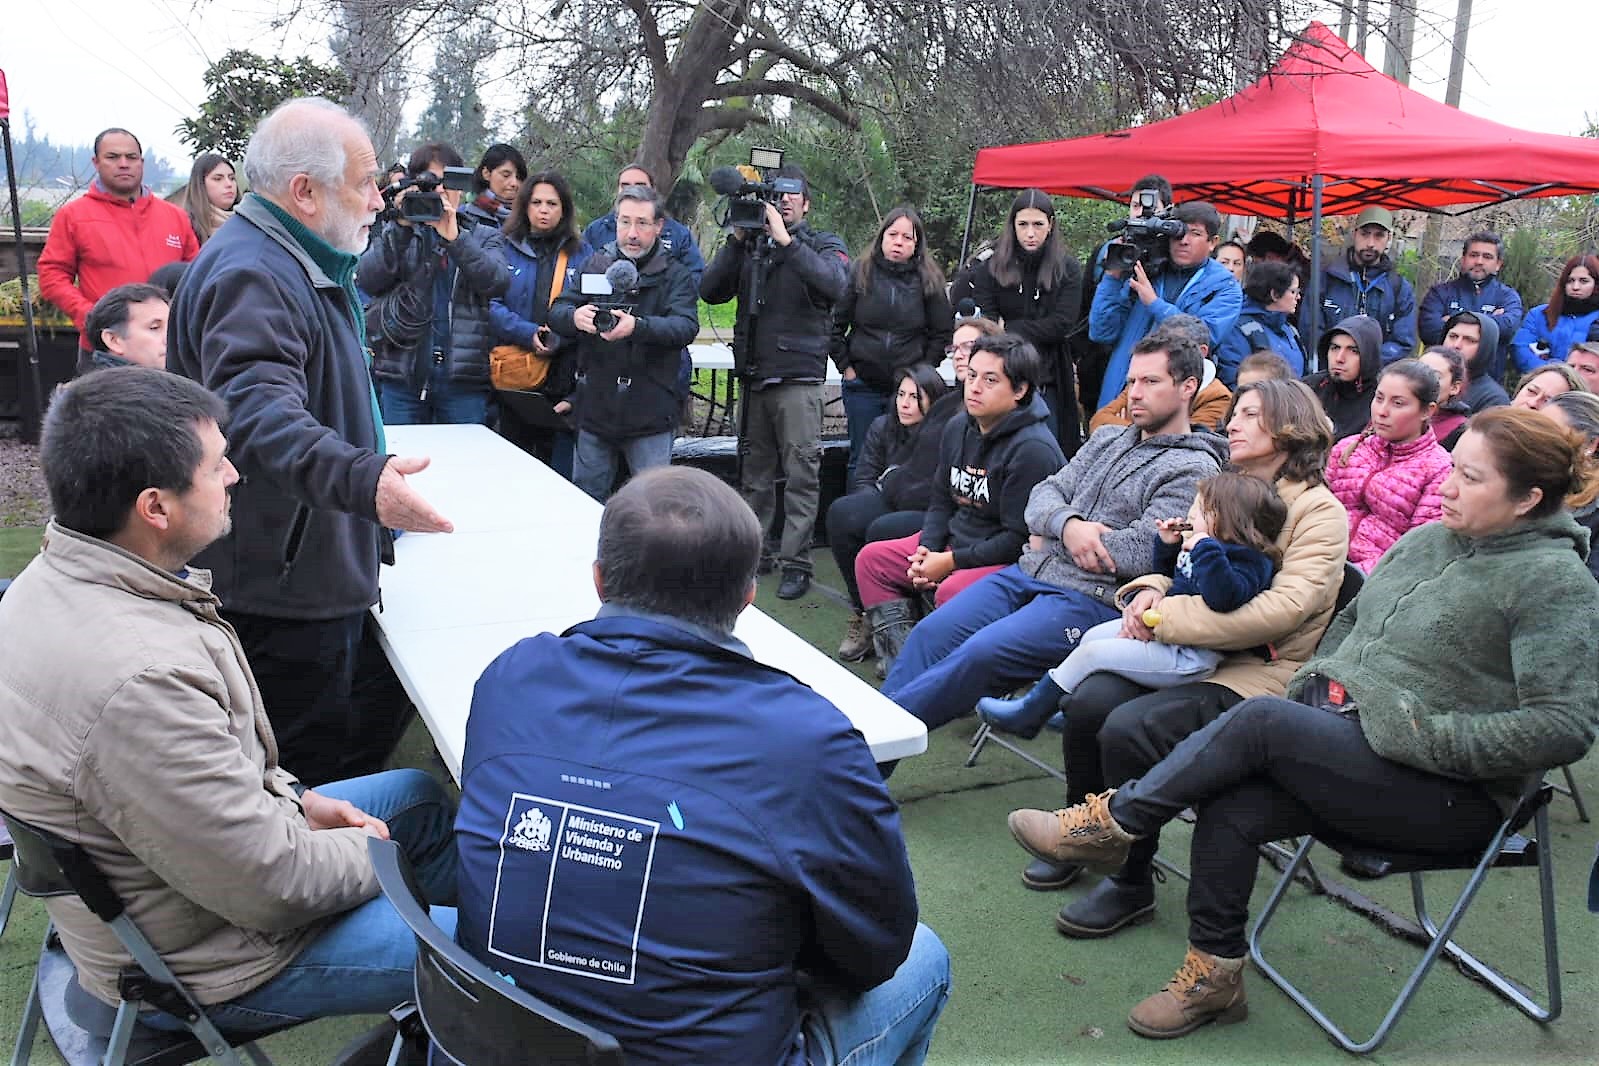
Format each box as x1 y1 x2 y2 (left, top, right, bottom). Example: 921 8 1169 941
882 329 1226 733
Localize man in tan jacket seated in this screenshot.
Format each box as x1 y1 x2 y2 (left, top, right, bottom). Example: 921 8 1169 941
1089 315 1233 433
0 368 457 1035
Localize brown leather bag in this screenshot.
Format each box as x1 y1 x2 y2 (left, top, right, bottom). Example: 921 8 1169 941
490 344 551 391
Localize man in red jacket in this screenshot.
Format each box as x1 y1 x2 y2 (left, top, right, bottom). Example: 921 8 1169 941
37 128 199 354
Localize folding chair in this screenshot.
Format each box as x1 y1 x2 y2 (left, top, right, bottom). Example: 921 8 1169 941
1249 780 1561 1054
0 821 16 942
368 837 625 1066
2 809 294 1066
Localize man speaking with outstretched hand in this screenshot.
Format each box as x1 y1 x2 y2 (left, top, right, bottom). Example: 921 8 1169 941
170 97 452 785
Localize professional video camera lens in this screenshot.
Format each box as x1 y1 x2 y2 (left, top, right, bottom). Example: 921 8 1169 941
594 308 619 333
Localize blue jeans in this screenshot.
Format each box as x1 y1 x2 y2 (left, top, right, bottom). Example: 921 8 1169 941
379 361 491 425
881 565 1118 729
800 924 951 1066
1047 618 1221 694
572 430 675 501
840 378 891 486
144 770 459 1034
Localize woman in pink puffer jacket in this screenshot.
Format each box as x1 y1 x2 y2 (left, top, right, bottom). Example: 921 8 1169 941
1326 360 1453 572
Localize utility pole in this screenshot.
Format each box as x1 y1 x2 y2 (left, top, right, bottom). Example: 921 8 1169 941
1420 0 1475 296
1355 0 1371 52
1383 0 1417 84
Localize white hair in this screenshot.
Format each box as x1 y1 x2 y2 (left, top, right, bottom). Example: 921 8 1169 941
243 97 363 197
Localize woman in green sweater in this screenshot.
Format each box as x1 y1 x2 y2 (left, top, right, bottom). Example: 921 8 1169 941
1006 405 1599 1040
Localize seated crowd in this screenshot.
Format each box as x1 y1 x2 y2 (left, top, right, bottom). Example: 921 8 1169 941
2 100 1595 1065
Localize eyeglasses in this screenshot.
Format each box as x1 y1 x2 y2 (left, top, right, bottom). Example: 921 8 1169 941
944 342 975 358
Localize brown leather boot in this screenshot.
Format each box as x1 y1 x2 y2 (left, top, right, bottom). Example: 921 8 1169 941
1127 945 1248 1039
1006 790 1139 874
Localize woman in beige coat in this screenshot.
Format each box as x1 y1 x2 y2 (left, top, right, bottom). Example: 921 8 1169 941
1019 379 1349 934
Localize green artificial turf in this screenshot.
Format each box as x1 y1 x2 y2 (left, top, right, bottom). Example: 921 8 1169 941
3 544 1596 1064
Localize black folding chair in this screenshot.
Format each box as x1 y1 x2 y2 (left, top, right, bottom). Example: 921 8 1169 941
368 837 625 1066
1249 779 1561 1054
0 820 16 942
2 810 293 1066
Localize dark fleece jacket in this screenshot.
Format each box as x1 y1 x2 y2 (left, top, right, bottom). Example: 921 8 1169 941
1304 314 1384 441
1293 512 1598 813
921 391 1065 570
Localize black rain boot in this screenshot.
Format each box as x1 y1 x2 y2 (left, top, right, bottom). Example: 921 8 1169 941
865 598 918 680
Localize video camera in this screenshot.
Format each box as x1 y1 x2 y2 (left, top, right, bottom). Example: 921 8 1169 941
380 165 476 224
578 260 640 334
1104 190 1185 276
708 147 805 231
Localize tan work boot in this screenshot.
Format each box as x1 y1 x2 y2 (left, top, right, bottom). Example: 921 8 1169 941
1127 945 1248 1039
837 611 874 662
1006 790 1138 874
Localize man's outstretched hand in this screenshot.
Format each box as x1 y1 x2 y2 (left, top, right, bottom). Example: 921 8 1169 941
375 456 453 533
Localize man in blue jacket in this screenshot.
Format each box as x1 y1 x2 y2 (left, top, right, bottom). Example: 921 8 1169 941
582 163 705 285
455 466 950 1066
1088 201 1242 409
169 97 452 785
1310 206 1418 366
1418 230 1522 383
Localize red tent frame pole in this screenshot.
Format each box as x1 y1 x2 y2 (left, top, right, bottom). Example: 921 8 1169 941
957 183 977 273
1303 174 1325 367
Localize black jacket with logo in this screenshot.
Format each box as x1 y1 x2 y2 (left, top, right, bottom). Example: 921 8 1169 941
829 255 952 391
921 392 1065 570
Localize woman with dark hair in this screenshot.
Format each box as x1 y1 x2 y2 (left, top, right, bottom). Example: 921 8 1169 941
1512 254 1599 374
1326 360 1451 573
1009 406 1597 1040
181 153 237 245
1214 241 1245 283
1215 260 1305 385
465 143 527 226
830 361 956 662
490 170 594 471
1019 380 1348 924
1418 346 1470 449
968 189 1085 454
830 206 953 482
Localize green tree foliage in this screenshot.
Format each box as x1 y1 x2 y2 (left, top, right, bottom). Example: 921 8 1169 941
412 23 495 162
177 50 353 161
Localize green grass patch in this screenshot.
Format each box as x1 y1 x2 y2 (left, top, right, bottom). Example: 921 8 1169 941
0 524 43 577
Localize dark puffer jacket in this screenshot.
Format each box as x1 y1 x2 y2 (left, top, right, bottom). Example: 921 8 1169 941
830 255 952 391
969 252 1082 387
700 223 850 381
358 216 510 390
1303 314 1384 441
548 245 699 440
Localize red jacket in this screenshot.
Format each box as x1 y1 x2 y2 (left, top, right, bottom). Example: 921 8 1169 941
36 184 199 333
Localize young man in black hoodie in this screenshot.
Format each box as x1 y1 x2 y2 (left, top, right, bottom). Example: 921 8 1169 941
1303 314 1383 440
1443 310 1510 413
857 334 1065 675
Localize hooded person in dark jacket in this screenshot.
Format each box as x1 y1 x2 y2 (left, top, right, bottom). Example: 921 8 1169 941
1444 310 1511 414
359 142 511 426
547 185 698 501
857 336 1065 675
1304 314 1383 441
831 207 953 483
970 189 1085 454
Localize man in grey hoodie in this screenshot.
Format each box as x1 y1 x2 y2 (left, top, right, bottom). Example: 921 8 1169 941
882 331 1227 731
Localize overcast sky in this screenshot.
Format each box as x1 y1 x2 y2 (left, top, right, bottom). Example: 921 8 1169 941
1 0 1592 175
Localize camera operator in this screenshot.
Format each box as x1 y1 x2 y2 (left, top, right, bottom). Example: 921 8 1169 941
1087 200 1241 410
358 142 510 425
701 165 849 600
548 185 699 501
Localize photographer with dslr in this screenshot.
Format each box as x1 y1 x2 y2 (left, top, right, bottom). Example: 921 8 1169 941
701 163 849 600
549 184 699 501
359 142 510 425
1089 201 1241 410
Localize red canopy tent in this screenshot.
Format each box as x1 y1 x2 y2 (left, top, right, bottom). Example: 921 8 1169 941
963 21 1599 364
970 21 1599 220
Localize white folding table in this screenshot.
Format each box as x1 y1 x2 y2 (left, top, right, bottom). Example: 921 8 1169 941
371 424 928 779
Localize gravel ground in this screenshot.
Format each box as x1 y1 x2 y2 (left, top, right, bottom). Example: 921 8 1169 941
0 424 49 526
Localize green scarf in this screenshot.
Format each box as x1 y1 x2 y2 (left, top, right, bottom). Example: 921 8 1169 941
253 194 387 455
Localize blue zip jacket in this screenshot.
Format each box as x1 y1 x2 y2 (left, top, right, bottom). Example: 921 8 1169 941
455 608 918 1066
1511 304 1599 374
1155 536 1276 611
1089 257 1242 408
582 214 704 287
1312 251 1418 366
1418 275 1523 381
489 235 594 349
1215 299 1306 385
